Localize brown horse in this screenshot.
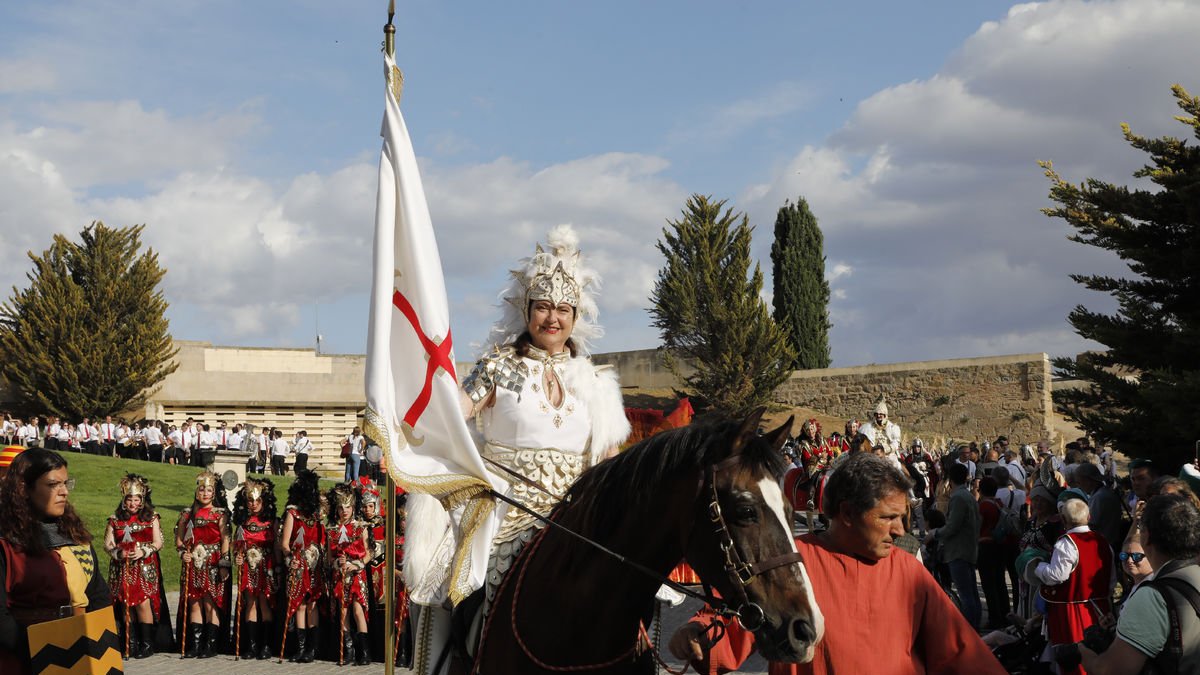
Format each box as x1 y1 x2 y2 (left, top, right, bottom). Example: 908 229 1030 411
474 409 825 673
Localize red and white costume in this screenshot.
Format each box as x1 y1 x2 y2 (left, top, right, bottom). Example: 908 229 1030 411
283 506 325 616
106 513 165 618
1036 526 1114 675
328 520 370 609
237 514 277 600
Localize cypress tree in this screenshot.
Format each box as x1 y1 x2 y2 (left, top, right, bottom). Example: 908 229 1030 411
1043 85 1200 470
770 197 832 369
649 195 796 415
0 222 179 419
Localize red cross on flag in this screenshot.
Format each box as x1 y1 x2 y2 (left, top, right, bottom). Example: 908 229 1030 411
365 51 503 606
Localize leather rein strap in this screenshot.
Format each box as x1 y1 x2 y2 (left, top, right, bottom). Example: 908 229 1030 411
703 454 805 631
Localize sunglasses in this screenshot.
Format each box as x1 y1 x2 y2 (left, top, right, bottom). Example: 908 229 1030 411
1118 551 1146 564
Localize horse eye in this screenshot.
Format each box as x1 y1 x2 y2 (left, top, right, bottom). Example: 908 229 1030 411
734 505 758 521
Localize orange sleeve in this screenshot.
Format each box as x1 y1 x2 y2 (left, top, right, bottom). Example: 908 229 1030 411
687 606 757 675
915 566 1007 674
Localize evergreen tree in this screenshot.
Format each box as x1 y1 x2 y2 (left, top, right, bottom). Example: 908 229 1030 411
770 197 832 369
1043 85 1200 471
0 222 178 419
649 195 796 415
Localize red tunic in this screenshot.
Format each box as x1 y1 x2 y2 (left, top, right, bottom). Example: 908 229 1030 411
283 507 325 616
178 505 229 607
365 515 386 602
107 514 163 617
0 539 77 675
327 520 369 609
236 515 277 600
694 535 1005 675
1040 530 1113 675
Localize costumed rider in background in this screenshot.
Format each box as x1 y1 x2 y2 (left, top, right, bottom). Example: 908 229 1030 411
104 474 171 658
405 225 630 675
858 396 902 460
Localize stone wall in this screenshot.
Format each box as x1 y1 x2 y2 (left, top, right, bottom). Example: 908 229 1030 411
774 353 1053 447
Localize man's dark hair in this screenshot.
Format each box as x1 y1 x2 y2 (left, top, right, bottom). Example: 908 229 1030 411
1130 458 1159 475
1142 493 1200 560
978 476 998 497
947 462 969 486
823 452 912 517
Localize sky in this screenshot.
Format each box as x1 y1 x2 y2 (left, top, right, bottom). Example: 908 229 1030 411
1 0 1198 367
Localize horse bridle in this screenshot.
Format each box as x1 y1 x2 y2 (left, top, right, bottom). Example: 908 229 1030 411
702 454 806 631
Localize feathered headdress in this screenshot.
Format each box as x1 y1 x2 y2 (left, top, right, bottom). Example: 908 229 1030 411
195 471 218 491
487 224 603 355
120 474 149 498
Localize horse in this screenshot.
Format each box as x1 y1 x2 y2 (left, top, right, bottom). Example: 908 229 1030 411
474 408 824 674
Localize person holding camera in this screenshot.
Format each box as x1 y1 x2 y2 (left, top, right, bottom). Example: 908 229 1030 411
1035 488 1114 675
1079 493 1200 675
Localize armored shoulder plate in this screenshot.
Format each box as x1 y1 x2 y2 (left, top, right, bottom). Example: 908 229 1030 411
463 347 528 404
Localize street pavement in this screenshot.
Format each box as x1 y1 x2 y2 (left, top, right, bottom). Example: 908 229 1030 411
123 595 769 674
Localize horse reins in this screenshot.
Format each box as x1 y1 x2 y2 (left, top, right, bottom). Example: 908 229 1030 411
480 453 805 670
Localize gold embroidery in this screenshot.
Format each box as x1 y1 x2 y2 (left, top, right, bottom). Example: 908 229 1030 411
553 414 563 429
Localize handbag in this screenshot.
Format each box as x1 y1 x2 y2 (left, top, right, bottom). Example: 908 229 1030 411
341 440 351 458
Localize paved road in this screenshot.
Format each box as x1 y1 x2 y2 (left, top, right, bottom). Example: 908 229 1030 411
124 595 769 674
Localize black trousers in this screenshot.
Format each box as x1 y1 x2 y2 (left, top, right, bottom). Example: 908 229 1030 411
271 455 287 475
148 444 164 463
293 454 308 474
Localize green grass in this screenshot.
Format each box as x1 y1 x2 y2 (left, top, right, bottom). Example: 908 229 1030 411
60 452 337 592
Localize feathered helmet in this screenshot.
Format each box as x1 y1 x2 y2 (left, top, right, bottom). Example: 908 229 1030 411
487 224 603 355
873 395 888 417
120 473 149 499
243 477 268 502
195 471 218 492
330 483 357 515
357 476 381 509
803 418 822 437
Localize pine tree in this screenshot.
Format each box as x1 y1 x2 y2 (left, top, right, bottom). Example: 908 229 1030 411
1043 85 1200 471
649 195 796 415
0 222 179 419
771 197 832 369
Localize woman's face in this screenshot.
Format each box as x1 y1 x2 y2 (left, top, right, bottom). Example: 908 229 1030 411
196 484 214 505
248 496 262 515
527 300 575 354
338 504 353 523
31 467 71 519
1122 541 1152 582
363 502 377 520
124 494 143 513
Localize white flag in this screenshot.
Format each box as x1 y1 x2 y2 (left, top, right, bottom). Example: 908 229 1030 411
365 51 502 606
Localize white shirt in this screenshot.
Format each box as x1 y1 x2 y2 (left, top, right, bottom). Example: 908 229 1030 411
1035 525 1089 586
293 437 312 455
100 422 117 441
56 426 70 442
271 438 290 457
1004 459 1027 486
143 426 163 445
346 435 366 457
198 430 214 449
256 433 269 451
996 487 1027 513
168 429 183 447
226 431 244 451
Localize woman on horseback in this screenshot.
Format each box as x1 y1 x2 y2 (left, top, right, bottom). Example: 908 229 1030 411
404 225 630 674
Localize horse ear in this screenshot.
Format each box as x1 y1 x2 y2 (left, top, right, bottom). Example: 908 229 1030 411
730 407 768 456
763 416 794 454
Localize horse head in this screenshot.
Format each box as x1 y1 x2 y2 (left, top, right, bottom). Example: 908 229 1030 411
684 408 824 663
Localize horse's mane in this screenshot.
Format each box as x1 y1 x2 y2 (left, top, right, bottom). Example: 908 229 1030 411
556 416 787 542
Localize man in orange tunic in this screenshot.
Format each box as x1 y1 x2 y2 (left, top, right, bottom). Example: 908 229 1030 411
670 452 1004 675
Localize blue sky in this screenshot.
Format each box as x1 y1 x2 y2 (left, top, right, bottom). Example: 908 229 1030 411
2 1 1198 366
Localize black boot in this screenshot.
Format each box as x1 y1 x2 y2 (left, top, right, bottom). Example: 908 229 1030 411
135 622 155 659
184 622 203 658
288 628 306 663
197 623 218 658
342 629 355 665
299 627 317 663
354 632 371 666
257 621 274 660
243 620 258 659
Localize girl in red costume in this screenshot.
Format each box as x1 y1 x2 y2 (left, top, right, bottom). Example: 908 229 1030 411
104 474 169 658
175 471 231 658
232 477 278 660
327 483 370 666
280 470 324 663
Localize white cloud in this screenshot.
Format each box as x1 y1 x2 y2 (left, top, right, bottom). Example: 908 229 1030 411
744 0 1199 365
670 80 814 145
0 58 57 93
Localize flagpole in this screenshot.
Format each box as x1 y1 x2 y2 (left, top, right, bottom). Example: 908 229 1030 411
382 7 398 675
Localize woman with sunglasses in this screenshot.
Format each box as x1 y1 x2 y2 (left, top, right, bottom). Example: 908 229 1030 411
0 448 111 674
